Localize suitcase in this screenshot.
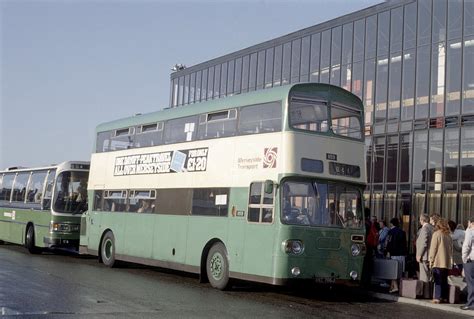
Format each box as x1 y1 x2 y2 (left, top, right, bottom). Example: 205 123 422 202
399 279 423 299
422 281 433 299
372 258 399 280
449 285 461 304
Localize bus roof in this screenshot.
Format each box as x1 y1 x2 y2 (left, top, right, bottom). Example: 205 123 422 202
0 161 90 174
95 83 361 133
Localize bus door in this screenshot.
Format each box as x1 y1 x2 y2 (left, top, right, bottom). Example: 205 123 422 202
226 188 248 274
242 182 276 277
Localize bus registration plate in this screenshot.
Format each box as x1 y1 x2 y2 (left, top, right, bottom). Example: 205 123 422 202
314 277 336 284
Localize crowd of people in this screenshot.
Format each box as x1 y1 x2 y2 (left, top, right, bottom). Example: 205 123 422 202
363 211 474 311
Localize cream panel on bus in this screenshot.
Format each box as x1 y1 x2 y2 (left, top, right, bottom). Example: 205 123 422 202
282 132 366 184
89 153 108 189
89 133 283 190
230 133 282 187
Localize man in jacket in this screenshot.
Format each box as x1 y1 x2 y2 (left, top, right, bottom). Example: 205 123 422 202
461 215 474 311
416 214 433 298
386 217 407 293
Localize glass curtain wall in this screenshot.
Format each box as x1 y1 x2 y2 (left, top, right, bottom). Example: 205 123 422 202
169 0 473 226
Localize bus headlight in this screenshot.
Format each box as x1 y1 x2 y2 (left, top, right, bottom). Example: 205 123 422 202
282 240 305 255
291 267 301 277
350 270 358 280
351 243 361 256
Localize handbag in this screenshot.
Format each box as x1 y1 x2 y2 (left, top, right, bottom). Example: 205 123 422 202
448 265 462 277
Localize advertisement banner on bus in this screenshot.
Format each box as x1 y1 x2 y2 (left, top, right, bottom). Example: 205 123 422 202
114 147 208 176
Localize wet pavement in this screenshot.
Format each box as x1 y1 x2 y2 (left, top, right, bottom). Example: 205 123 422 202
0 244 471 318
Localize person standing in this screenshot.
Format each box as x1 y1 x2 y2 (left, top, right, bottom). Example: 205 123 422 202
416 214 433 298
429 218 453 304
377 220 389 258
430 213 440 226
449 220 465 273
361 207 375 287
385 217 408 293
461 215 474 311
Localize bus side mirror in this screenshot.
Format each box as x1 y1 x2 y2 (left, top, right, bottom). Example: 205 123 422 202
264 180 274 194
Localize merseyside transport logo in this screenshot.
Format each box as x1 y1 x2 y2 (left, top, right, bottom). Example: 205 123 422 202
263 147 278 168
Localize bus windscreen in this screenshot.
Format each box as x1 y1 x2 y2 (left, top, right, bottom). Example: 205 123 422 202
53 171 88 214
281 180 362 229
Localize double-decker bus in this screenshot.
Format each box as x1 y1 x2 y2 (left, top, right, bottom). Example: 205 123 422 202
80 83 366 289
0 161 89 253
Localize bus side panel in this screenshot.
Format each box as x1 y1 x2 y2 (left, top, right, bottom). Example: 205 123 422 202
153 215 190 266
0 207 11 242
16 209 51 246
93 211 126 255
123 213 155 259
152 215 189 264
0 208 50 247
185 216 228 268
242 223 277 278
90 211 103 253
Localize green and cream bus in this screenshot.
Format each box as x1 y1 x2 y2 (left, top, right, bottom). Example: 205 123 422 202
0 161 89 253
80 83 366 289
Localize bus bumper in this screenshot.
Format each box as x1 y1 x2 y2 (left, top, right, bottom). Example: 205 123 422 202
43 237 79 249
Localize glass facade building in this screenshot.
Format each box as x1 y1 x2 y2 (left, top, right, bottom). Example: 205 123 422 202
169 0 474 243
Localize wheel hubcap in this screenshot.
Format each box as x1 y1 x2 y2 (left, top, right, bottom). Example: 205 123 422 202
104 239 112 260
210 252 224 280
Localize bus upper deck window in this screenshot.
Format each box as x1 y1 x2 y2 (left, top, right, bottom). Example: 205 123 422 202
331 103 362 139
198 110 237 139
289 97 329 132
239 102 281 135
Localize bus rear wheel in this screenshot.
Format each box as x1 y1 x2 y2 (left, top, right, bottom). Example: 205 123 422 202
26 225 41 254
206 242 230 290
101 231 116 268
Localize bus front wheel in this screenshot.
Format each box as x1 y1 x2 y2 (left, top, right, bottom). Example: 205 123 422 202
25 225 41 254
101 231 116 268
206 242 230 290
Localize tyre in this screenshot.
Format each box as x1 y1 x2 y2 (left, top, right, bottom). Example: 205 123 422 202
101 231 116 267
206 242 230 290
26 225 41 254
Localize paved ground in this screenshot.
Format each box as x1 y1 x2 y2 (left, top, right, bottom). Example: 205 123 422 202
0 244 471 318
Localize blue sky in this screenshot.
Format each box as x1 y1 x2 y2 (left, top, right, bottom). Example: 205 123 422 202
0 0 381 169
